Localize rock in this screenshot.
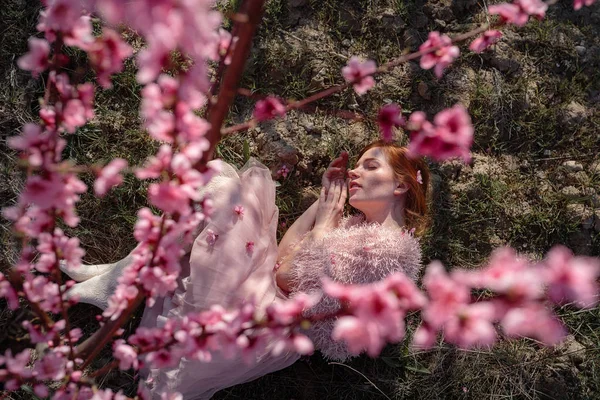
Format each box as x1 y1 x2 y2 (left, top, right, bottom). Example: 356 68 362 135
555 335 586 366
575 45 586 56
289 0 307 7
417 81 431 100
337 8 362 34
560 101 587 127
412 14 428 29
379 9 406 29
561 186 581 199
562 160 583 172
572 170 589 184
567 204 594 229
589 161 600 176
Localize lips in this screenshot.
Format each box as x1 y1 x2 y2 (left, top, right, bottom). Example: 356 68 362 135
349 181 361 189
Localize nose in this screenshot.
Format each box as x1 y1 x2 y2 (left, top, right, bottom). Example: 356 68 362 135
347 169 359 179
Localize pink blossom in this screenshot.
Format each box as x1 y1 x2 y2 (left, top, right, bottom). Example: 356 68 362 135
412 323 437 349
104 284 139 321
382 272 427 310
62 15 94 48
342 57 377 95
113 339 139 370
501 303 566 345
421 261 470 329
23 275 62 313
574 0 596 10
146 349 175 369
136 43 170 84
4 349 32 378
443 302 497 348
0 274 19 310
489 0 547 27
17 38 50 77
217 28 237 65
136 145 173 180
148 181 192 215
88 28 133 88
416 170 423 184
7 123 66 168
34 385 49 398
377 104 405 142
419 32 460 78
134 208 163 243
37 0 83 39
469 30 502 53
323 278 408 357
543 245 600 308
206 229 218 246
33 350 66 380
253 97 286 122
246 241 255 255
407 105 474 163
277 164 290 178
234 205 244 217
62 99 87 133
94 158 128 196
36 228 84 273
139 266 178 297
266 292 321 325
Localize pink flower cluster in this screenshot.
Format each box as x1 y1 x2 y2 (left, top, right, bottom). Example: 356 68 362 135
254 97 287 122
489 0 548 27
469 30 503 54
322 246 599 355
94 158 128 196
574 0 596 9
342 57 377 95
130 294 320 370
377 104 405 142
419 32 460 78
406 104 474 163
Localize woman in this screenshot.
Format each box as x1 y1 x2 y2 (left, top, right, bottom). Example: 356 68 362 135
62 140 430 399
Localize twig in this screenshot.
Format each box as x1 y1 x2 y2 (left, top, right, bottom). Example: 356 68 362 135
328 362 392 400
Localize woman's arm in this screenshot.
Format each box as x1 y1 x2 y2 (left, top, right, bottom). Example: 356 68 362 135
276 180 347 293
277 199 319 259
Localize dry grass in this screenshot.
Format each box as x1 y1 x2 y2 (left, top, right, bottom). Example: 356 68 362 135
1 0 599 398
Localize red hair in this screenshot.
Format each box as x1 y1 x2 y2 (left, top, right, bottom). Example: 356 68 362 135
356 140 431 236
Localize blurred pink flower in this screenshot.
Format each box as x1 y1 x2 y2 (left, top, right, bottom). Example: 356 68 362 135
277 164 290 178
421 261 470 329
34 351 67 380
544 245 600 308
501 303 566 345
377 104 405 142
469 30 502 53
342 56 377 95
17 38 50 77
88 28 133 88
443 302 498 348
254 97 286 122
407 105 473 163
206 229 218 246
36 228 84 273
574 0 596 10
94 158 128 196
113 339 140 370
234 205 245 217
489 0 547 27
419 32 460 78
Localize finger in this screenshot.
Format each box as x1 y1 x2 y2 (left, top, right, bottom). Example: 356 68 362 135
320 185 327 202
339 179 348 207
326 181 338 203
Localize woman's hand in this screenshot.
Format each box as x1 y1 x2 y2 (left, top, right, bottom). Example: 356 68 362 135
322 152 349 190
313 179 348 239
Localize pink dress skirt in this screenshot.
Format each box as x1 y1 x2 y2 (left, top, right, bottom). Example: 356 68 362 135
139 159 300 399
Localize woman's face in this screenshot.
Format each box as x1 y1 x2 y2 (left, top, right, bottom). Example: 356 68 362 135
347 147 404 212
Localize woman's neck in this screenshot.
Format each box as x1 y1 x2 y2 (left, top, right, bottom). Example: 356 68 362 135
362 203 406 230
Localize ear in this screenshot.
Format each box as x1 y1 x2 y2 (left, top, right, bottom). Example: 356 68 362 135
394 181 409 196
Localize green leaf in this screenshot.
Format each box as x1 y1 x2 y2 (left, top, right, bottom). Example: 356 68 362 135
404 364 431 375
380 356 403 368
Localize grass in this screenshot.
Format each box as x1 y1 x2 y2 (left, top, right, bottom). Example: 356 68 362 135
1 0 600 399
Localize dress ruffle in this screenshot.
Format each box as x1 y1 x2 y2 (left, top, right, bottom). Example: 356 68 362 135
139 159 299 399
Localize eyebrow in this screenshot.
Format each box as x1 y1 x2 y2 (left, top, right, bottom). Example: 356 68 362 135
355 158 380 167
